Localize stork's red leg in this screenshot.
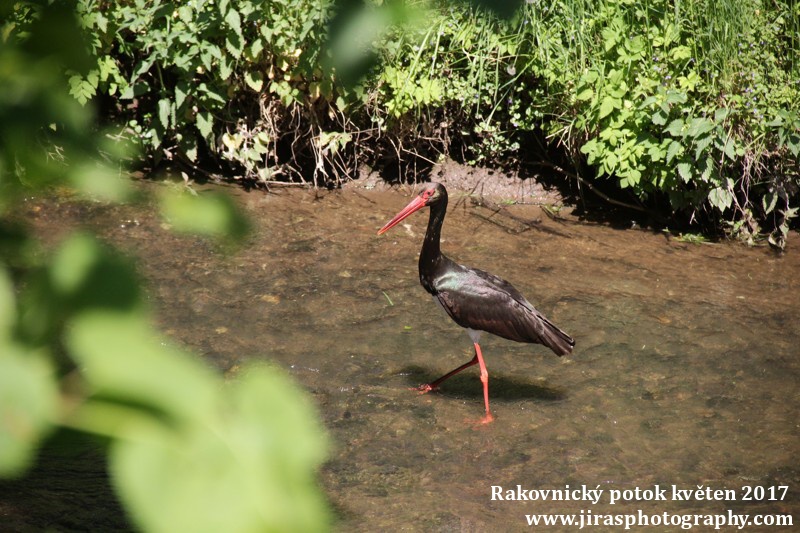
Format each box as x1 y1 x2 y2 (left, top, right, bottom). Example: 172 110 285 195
415 354 478 393
473 342 494 424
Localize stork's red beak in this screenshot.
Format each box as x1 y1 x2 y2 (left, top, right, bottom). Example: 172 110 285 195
377 195 427 235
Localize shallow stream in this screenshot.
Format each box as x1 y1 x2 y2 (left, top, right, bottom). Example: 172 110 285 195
8 182 800 530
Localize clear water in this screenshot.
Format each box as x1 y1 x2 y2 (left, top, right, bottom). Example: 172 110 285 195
21 184 800 530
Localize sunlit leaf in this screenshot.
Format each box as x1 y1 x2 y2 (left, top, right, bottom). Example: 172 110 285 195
708 186 733 212
598 96 617 119
575 88 593 101
66 311 218 424
68 161 134 203
158 98 172 129
159 189 250 243
651 109 668 126
175 80 190 109
762 191 778 215
677 161 693 182
666 140 683 163
196 111 214 141
0 265 13 339
687 117 714 138
224 8 242 35
665 118 685 136
110 364 330 533
49 233 141 312
0 344 58 477
245 70 264 92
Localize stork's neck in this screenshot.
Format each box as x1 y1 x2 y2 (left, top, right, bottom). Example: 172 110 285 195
419 197 448 292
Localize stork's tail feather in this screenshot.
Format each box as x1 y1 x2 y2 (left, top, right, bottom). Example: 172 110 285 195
539 317 575 357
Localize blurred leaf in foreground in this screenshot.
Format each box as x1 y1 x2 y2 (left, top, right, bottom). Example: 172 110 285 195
0 266 58 477
0 1 133 211
67 312 330 532
0 345 58 477
326 0 524 87
159 188 251 245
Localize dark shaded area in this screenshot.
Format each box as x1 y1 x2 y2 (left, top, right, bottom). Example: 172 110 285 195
0 430 132 532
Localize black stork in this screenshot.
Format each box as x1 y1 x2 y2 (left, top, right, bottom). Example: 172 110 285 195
377 182 574 424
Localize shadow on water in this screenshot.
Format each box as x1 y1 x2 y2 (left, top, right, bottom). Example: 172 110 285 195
401 365 568 402
0 430 131 532
10 181 800 531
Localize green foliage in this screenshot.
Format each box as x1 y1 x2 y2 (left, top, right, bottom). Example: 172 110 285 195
366 0 798 244
560 0 799 245
67 0 335 181
8 0 799 243
1 2 330 530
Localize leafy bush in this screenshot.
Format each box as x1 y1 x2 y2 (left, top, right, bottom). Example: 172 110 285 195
69 0 347 183
372 0 799 244
23 0 800 244
557 0 800 245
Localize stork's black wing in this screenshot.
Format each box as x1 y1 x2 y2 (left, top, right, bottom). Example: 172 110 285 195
433 266 574 356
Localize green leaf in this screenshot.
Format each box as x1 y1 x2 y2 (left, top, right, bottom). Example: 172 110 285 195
159 190 250 243
67 312 218 423
224 8 242 34
677 161 693 183
177 5 194 24
110 364 330 533
245 71 264 92
714 108 730 123
787 133 800 157
762 191 778 215
250 39 264 59
598 96 617 119
664 91 687 105
700 155 715 182
647 141 667 161
158 98 172 129
226 33 244 58
670 45 692 60
198 83 226 104
68 74 97 105
196 111 214 141
0 344 58 477
175 81 190 109
181 136 199 162
120 80 149 100
651 109 668 126
708 187 733 212
219 56 233 80
665 118 685 136
686 117 714 138
575 88 593 101
722 137 737 160
694 134 713 160
147 126 161 150
666 140 683 163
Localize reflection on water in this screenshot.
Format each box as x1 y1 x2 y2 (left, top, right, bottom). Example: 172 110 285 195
19 183 800 530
